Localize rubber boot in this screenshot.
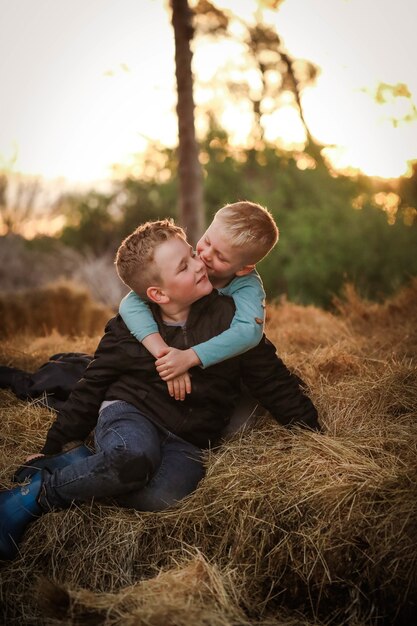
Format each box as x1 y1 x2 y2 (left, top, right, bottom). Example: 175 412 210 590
0 471 43 560
12 444 93 483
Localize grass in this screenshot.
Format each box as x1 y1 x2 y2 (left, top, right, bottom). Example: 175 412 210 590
0 279 416 625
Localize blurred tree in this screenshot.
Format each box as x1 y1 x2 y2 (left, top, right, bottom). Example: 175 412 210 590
58 191 117 255
53 126 417 308
196 126 417 305
170 0 204 245
115 174 178 239
193 1 322 161
0 171 44 236
397 162 417 225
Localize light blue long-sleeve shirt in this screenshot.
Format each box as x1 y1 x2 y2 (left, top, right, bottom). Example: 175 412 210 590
119 269 266 369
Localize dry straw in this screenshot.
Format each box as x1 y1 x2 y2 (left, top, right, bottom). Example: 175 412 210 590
0 279 416 625
0 281 112 338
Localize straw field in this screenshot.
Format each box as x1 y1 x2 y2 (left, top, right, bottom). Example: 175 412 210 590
0 280 416 625
0 281 112 339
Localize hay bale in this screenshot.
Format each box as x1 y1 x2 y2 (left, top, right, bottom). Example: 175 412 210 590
334 278 417 359
0 281 112 338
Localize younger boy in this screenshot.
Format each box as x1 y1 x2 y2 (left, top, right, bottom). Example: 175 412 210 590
0 219 318 561
119 201 278 399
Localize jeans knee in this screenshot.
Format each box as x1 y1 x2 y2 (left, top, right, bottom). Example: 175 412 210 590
110 447 158 486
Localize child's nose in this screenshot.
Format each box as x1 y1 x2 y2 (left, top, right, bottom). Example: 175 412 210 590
201 246 211 261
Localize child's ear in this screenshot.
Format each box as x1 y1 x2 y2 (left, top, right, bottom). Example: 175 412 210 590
146 286 169 304
235 264 255 277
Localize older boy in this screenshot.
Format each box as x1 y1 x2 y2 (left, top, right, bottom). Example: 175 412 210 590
119 201 278 400
0 219 319 560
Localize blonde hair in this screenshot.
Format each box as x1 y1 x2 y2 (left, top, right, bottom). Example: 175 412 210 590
115 219 186 297
214 201 279 264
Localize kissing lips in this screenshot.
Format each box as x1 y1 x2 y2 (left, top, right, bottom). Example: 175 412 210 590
197 273 208 284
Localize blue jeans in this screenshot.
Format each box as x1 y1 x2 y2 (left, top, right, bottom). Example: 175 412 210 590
39 401 205 512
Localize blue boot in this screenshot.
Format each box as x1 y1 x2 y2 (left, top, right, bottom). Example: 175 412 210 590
0 471 43 560
12 444 93 483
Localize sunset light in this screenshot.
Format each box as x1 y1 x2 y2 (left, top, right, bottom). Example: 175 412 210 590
0 0 416 183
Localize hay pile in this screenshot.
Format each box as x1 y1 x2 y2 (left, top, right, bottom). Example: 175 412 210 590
0 280 416 625
0 281 112 338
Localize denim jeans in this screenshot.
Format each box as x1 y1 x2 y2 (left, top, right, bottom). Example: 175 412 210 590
39 401 205 512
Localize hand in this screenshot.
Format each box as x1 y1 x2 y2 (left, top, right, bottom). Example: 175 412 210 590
155 347 200 380
166 372 192 401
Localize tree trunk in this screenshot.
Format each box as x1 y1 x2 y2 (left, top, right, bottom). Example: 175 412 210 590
279 50 325 165
171 0 204 246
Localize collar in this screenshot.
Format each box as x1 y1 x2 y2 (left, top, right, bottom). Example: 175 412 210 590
150 291 220 328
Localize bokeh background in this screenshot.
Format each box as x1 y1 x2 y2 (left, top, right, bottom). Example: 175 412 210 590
1 0 416 310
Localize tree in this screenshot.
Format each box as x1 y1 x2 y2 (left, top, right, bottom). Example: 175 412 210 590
57 191 118 255
170 0 205 245
0 171 47 237
193 1 323 161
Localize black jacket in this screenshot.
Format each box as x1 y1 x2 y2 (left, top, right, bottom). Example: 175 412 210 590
42 291 319 454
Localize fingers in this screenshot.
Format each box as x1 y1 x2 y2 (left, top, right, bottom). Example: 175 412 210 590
158 368 175 381
166 374 192 401
166 378 184 400
183 372 192 394
156 361 175 380
173 376 186 401
155 355 168 367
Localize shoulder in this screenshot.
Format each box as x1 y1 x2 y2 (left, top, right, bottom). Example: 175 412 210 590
221 270 264 294
192 291 235 326
208 290 235 312
100 315 142 353
104 314 130 335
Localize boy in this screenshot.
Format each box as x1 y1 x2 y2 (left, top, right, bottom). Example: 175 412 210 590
0 219 319 561
119 201 278 400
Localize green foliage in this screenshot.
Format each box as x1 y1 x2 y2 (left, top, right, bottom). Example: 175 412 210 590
57 179 178 256
55 130 417 308
199 133 417 306
116 176 178 241
59 191 117 255
268 197 416 307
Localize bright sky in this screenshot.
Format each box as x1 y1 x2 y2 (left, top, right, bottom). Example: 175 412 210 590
0 0 416 185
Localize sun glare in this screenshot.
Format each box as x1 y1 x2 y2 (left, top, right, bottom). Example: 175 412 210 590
1 0 416 184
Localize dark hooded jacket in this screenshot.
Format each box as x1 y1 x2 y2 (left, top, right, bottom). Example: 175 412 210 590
42 291 319 454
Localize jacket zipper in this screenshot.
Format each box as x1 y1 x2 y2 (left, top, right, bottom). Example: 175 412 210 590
181 325 197 404
182 325 189 348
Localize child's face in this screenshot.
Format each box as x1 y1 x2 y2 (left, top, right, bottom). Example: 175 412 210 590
153 236 212 305
196 218 247 287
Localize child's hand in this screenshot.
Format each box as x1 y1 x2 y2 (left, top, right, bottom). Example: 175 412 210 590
166 372 192 401
155 347 200 380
